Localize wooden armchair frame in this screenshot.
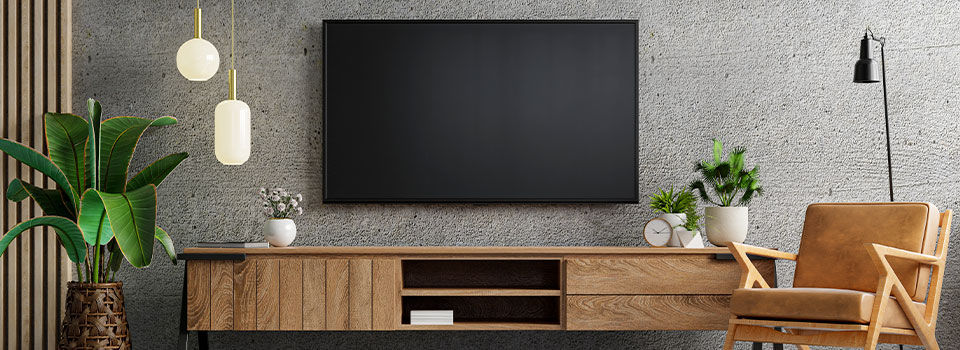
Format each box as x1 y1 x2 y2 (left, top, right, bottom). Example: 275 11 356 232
722 210 952 350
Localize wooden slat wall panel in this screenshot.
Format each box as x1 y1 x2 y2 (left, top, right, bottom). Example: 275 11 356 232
372 259 399 330
302 259 325 330
256 259 280 330
1 0 71 346
349 259 372 330
279 259 302 330
186 261 211 330
325 259 349 330
210 260 234 330
233 260 256 331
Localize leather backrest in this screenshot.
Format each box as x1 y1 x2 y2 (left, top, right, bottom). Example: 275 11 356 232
793 203 940 302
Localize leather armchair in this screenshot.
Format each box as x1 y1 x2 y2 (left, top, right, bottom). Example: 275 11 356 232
723 203 951 350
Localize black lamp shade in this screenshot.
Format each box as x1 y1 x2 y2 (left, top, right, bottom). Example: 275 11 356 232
854 37 880 83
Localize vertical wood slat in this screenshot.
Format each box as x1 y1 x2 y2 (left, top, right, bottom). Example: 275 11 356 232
256 259 279 330
210 260 234 330
349 259 372 330
372 259 400 330
0 0 70 347
302 259 325 330
232 260 256 331
186 261 211 330
325 259 349 330
279 259 303 330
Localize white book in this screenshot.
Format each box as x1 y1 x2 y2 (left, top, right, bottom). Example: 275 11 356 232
410 310 453 325
195 241 270 248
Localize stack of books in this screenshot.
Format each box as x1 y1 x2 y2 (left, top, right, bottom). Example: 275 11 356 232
410 310 454 325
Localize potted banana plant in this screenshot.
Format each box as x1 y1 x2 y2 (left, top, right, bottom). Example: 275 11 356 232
0 99 187 349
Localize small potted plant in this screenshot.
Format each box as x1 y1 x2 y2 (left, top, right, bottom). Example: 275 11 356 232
259 187 304 247
674 207 704 248
690 139 762 246
649 186 696 247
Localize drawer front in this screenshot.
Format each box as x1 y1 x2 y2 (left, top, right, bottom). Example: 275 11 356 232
566 295 731 330
566 256 775 294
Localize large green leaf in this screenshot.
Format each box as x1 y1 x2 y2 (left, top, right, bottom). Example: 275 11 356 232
7 179 74 218
155 226 177 265
85 99 102 190
99 116 178 193
77 189 114 245
0 216 86 263
107 240 123 273
126 152 188 191
45 113 89 194
0 139 79 209
96 185 157 267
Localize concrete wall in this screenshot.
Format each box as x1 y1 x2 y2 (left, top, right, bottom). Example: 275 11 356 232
73 0 960 349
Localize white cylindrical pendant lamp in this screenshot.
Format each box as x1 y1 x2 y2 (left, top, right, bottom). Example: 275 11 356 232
176 7 219 81
215 70 251 165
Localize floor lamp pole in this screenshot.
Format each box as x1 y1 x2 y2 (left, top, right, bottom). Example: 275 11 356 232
854 29 894 202
879 42 894 202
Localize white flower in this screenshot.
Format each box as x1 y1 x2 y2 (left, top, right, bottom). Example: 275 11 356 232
262 208 273 215
271 195 281 201
279 191 289 198
295 194 303 201
290 199 298 207
297 207 303 215
259 187 266 194
277 203 287 212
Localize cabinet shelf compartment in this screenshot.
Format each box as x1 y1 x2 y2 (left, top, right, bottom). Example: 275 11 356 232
401 259 561 289
401 296 561 326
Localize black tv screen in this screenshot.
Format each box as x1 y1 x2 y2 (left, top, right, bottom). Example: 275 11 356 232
323 20 638 202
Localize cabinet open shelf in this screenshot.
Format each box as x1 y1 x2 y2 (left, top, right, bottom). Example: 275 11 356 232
400 288 562 297
398 322 563 331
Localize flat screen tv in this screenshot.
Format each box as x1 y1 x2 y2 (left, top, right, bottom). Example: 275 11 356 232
323 20 638 203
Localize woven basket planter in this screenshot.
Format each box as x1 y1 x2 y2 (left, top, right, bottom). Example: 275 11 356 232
58 282 131 350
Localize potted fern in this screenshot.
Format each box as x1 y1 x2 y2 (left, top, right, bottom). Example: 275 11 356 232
0 99 187 349
648 186 697 246
690 139 762 246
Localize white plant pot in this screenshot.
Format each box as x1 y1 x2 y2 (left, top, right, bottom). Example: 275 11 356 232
264 218 297 247
704 207 748 246
658 213 686 247
674 228 704 248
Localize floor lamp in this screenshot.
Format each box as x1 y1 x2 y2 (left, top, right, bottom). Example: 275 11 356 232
853 28 895 202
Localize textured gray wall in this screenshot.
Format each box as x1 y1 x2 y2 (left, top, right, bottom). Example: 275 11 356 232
73 0 960 349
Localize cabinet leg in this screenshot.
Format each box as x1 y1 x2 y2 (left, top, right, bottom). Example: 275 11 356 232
198 331 210 350
178 268 189 349
752 342 763 350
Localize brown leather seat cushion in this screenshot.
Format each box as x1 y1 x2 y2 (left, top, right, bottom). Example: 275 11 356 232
731 288 922 329
794 203 940 302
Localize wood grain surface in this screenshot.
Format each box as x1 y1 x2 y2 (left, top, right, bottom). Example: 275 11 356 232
372 259 400 330
349 259 373 330
210 260 234 330
186 260 211 330
566 256 776 294
302 259 326 330
279 259 303 330
566 295 731 330
256 259 280 330
325 259 350 330
233 260 257 330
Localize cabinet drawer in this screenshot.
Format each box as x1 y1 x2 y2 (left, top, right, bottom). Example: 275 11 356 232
566 295 730 330
566 256 775 294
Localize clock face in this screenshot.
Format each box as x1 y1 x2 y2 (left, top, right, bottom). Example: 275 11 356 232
643 218 673 247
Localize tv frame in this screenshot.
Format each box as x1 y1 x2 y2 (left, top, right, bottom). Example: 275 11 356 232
322 19 640 203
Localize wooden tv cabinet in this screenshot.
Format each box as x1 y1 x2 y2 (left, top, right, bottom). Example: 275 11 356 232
177 246 777 347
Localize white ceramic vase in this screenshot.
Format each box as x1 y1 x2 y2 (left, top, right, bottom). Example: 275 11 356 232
264 218 297 247
704 207 748 246
674 228 704 248
658 213 686 247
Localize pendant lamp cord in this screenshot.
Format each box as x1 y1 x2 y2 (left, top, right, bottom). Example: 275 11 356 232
230 0 236 70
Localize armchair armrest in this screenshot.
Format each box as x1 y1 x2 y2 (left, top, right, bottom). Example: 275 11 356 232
726 243 795 289
868 243 940 265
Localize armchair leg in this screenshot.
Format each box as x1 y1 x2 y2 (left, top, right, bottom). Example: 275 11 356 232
723 323 737 350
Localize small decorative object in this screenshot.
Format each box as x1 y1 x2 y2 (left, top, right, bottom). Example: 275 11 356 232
674 207 704 248
642 217 674 247
410 310 454 325
260 187 304 247
0 99 187 349
690 139 762 246
648 186 696 247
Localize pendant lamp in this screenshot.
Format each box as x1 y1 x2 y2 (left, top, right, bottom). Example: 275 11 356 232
215 0 251 165
176 0 219 81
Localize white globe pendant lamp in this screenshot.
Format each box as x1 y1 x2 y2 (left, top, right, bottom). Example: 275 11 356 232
176 0 219 81
215 0 251 165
